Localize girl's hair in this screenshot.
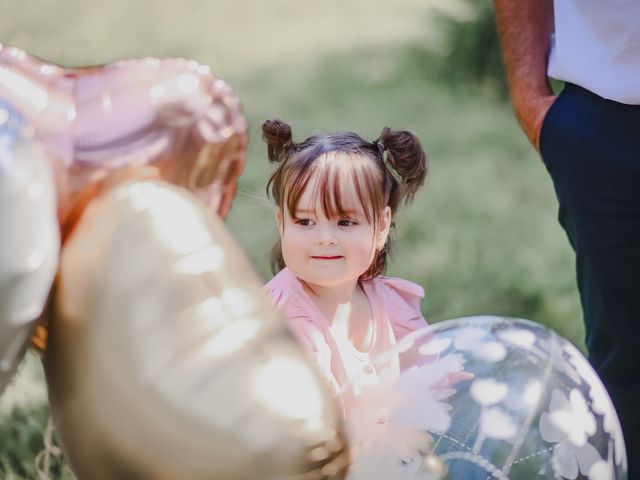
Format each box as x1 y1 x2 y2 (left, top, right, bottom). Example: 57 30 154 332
263 119 427 280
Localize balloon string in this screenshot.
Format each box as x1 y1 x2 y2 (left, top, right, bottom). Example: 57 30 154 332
35 414 62 480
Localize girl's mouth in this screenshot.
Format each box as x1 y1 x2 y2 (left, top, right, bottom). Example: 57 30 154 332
311 256 343 260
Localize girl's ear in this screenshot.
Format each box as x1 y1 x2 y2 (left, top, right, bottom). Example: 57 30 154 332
275 207 284 233
376 206 392 250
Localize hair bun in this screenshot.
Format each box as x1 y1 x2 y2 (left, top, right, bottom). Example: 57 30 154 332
380 128 427 203
262 119 293 163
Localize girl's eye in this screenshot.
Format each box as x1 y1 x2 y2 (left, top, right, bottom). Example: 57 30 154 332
338 219 357 227
295 218 313 226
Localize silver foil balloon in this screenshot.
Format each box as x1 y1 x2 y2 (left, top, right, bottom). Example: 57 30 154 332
0 100 59 394
0 44 247 227
45 179 349 480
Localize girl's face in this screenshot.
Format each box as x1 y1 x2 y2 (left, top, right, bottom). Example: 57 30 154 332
277 178 391 291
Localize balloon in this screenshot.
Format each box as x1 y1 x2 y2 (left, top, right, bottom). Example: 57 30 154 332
45 179 348 480
0 44 247 227
345 316 627 479
0 100 59 394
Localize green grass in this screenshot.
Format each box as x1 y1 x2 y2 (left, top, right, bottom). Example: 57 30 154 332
1 0 583 477
228 47 582 345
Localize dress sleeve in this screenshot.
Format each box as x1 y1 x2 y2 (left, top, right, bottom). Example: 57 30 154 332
377 276 432 370
378 276 428 342
264 285 341 395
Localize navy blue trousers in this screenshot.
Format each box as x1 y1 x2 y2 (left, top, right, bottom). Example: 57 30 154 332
540 83 640 477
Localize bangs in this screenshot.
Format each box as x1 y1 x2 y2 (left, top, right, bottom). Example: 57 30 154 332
283 151 385 223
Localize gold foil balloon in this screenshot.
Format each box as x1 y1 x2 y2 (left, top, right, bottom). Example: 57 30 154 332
0 44 247 227
45 179 348 480
2 46 349 478
0 101 59 394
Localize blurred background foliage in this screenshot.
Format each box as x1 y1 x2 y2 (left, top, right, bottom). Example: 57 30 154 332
0 0 580 477
438 1 507 96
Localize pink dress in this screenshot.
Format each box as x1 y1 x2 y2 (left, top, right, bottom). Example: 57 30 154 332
264 267 427 416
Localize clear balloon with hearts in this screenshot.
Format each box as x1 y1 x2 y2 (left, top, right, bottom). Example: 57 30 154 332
345 316 628 480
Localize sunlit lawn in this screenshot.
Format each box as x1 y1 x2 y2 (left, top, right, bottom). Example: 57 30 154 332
0 0 582 477
230 47 582 343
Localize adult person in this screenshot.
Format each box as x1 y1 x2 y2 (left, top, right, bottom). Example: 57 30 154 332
493 0 640 476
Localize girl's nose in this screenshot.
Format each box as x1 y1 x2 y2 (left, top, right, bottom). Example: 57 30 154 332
317 226 337 246
318 237 337 246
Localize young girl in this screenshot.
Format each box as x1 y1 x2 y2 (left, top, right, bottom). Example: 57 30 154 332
262 118 429 417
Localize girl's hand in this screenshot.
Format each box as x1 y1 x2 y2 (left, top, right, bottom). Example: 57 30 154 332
435 371 474 390
445 371 474 387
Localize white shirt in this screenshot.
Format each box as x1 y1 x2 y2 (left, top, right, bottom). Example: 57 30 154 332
548 0 640 104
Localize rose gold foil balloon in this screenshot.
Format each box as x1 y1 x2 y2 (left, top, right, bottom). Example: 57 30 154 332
0 44 247 229
45 179 348 480
0 101 59 393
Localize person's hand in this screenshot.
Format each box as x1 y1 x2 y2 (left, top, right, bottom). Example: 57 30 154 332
446 371 474 386
434 371 474 390
513 94 557 152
